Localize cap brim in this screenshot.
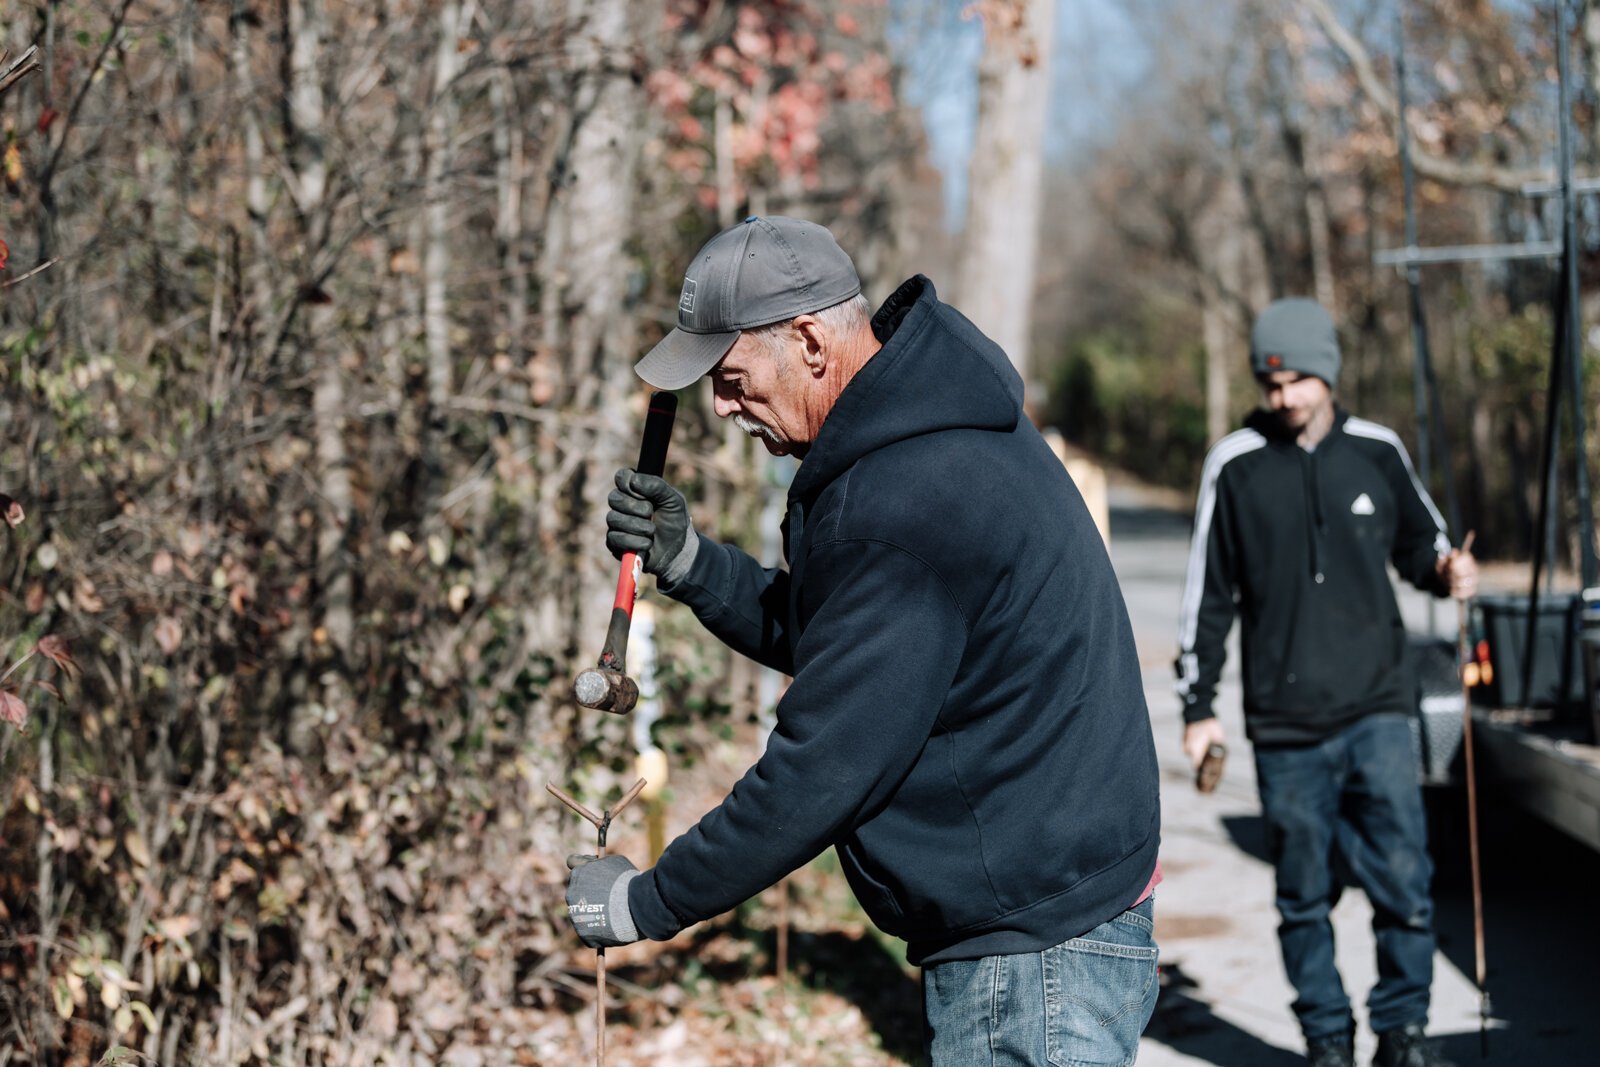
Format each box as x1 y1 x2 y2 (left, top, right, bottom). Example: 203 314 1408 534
634 327 741 390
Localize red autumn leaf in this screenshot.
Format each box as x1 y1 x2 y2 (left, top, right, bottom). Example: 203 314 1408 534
0 690 26 730
33 679 59 699
36 108 57 134
0 237 8 270
35 635 77 676
0 493 21 527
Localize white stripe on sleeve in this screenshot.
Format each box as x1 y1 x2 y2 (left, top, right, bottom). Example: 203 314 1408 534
1176 429 1267 692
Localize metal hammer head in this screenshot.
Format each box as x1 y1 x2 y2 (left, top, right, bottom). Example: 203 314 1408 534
573 668 639 714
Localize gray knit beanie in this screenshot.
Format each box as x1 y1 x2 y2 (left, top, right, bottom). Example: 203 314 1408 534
1250 298 1341 387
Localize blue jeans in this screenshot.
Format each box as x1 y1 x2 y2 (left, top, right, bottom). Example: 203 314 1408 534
922 897 1159 1066
1254 712 1435 1042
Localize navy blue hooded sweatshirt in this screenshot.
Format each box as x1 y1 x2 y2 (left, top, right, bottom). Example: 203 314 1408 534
629 276 1160 965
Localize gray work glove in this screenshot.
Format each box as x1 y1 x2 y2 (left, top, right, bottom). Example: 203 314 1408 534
565 853 642 949
606 468 697 585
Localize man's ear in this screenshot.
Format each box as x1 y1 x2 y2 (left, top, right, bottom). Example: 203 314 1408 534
794 315 826 376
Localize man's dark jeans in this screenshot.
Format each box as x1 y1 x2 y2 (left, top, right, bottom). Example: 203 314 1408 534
1253 712 1434 1043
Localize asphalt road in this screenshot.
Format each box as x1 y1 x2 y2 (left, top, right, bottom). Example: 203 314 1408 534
1110 489 1600 1067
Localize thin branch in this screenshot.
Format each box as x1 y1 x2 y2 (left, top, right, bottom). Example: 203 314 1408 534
1 258 60 289
0 45 41 98
1299 0 1550 193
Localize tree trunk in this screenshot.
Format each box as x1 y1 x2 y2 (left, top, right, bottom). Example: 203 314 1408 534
234 1 273 333
1201 287 1233 445
715 88 737 228
423 0 462 501
174 1 199 254
539 0 650 685
1197 184 1252 443
958 0 1055 384
492 69 528 357
288 0 352 731
1281 17 1336 313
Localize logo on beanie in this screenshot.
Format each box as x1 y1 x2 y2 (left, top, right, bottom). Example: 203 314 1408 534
679 277 697 314
1266 354 1283 369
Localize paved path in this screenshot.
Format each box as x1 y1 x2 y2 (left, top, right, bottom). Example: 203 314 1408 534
1110 489 1600 1066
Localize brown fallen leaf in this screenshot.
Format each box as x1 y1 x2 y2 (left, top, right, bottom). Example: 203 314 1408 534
36 635 77 676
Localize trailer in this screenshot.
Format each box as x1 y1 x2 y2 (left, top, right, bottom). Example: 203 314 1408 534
1475 710 1600 852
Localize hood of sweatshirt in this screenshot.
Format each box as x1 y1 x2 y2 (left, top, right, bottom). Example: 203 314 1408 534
788 275 1023 504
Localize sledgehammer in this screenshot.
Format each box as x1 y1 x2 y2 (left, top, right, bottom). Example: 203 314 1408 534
573 391 678 713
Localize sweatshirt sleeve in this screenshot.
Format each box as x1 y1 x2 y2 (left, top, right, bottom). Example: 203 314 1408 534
657 531 795 675
1176 447 1242 724
629 538 967 940
1382 437 1452 595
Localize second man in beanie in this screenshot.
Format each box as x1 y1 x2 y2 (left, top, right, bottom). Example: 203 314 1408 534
1176 297 1476 1067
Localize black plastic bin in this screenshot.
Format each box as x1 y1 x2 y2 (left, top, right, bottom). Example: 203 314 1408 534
1475 592 1584 709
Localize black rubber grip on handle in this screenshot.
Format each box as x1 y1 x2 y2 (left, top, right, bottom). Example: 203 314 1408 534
636 392 677 477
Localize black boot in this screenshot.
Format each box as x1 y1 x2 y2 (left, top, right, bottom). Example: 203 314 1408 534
1372 1024 1456 1067
1306 1031 1355 1067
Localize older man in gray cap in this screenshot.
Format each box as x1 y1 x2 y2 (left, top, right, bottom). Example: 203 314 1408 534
565 216 1163 1065
1176 297 1477 1067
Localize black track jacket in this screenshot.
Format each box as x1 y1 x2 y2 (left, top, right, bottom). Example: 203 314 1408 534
630 276 1160 965
1176 408 1452 745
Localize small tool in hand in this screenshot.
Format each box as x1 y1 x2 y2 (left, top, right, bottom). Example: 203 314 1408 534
1196 742 1227 794
574 392 677 713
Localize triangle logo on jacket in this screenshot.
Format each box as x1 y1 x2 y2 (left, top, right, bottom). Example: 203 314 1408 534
1351 493 1376 516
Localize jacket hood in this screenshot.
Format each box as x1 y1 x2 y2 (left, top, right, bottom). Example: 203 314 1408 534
789 275 1023 501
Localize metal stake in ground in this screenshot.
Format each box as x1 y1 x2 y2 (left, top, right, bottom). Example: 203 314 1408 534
548 778 647 1067
1453 531 1492 1057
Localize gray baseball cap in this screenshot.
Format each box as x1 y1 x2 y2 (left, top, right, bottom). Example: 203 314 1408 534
635 216 862 390
1251 297 1342 387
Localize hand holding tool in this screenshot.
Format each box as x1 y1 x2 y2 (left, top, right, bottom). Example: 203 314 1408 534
574 392 677 713
605 472 695 583
565 854 642 948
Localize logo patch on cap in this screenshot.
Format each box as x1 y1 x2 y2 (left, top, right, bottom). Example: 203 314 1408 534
1266 354 1283 369
679 278 697 314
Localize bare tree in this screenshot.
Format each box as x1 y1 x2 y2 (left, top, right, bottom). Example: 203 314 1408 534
959 0 1056 383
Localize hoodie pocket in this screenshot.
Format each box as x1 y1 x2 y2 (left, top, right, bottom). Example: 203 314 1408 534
837 843 906 933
